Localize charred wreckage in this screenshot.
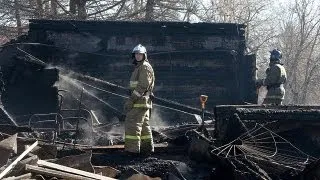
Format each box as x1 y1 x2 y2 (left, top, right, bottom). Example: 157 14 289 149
0 20 318 180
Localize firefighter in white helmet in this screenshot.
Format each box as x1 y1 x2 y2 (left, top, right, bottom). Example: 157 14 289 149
123 44 155 155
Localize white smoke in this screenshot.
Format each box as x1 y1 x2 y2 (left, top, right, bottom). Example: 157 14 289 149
150 107 170 130
51 67 125 145
257 86 267 105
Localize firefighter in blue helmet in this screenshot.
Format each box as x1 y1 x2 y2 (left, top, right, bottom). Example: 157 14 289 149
257 49 287 105
123 44 155 155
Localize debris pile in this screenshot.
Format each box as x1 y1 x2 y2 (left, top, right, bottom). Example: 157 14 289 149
1 115 319 180
0 133 168 179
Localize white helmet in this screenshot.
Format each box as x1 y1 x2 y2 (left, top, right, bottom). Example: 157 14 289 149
132 44 147 61
132 44 147 54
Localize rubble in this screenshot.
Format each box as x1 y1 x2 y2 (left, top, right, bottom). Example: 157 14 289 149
0 95 318 180
0 112 318 179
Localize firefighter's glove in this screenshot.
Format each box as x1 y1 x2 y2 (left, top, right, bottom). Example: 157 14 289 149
124 99 134 114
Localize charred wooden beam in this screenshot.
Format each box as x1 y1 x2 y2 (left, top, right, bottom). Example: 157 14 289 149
2 173 32 180
25 164 96 180
215 105 320 140
235 108 320 121
37 160 116 180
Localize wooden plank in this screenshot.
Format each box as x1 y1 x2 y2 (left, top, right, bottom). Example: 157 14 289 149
2 173 32 180
25 164 95 180
0 141 38 179
37 160 116 180
236 108 320 121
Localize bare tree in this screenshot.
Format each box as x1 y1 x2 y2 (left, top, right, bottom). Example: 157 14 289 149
69 0 88 19
195 0 277 54
51 0 57 16
145 0 155 21
14 0 22 35
277 0 320 104
36 0 43 18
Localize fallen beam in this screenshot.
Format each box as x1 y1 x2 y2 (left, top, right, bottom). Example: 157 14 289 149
37 160 116 180
2 173 32 180
236 108 320 121
0 141 38 179
25 164 96 180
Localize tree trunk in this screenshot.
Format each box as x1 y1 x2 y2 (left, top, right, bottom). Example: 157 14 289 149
44 1 50 14
14 0 22 36
133 0 139 12
69 0 77 15
51 0 57 16
145 0 155 21
77 0 87 20
36 0 43 18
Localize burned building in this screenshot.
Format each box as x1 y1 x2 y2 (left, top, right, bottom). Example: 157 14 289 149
28 20 256 106
0 20 256 124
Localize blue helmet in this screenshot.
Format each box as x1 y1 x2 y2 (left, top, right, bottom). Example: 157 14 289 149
270 49 282 61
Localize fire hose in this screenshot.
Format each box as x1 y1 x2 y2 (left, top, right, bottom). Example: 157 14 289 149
63 71 214 117
17 47 215 119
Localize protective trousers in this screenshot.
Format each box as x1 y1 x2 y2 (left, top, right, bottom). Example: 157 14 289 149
124 108 154 154
263 85 285 105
